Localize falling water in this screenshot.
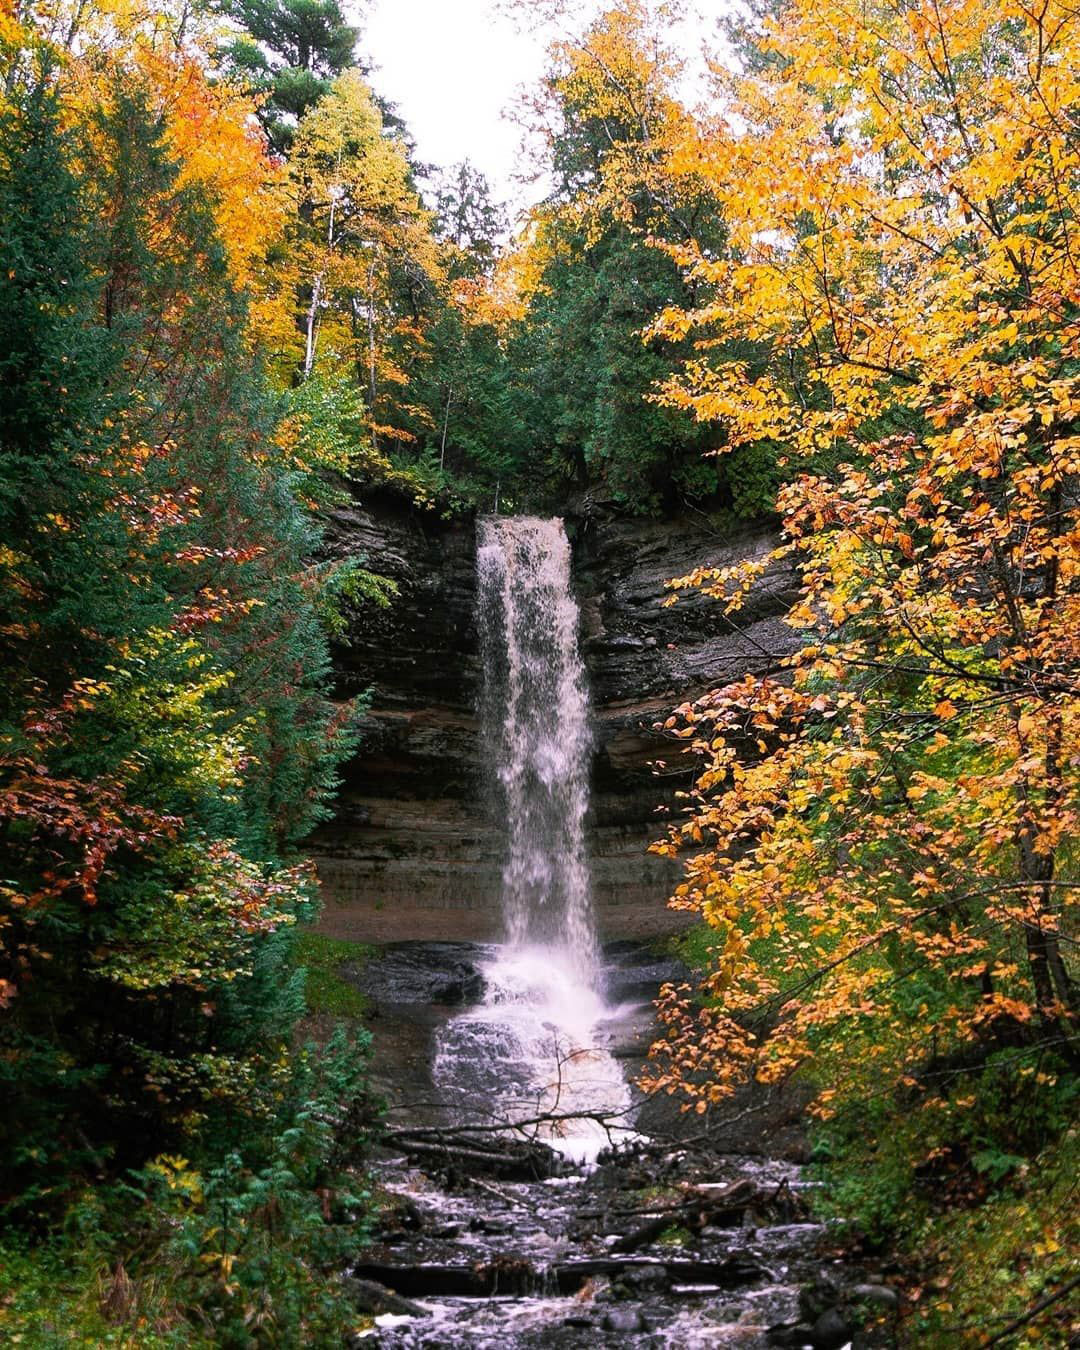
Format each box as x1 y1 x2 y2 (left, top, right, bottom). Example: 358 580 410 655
477 517 597 975
433 517 631 1162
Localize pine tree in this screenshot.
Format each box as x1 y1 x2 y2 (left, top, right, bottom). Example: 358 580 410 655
218 0 361 153
0 67 358 1206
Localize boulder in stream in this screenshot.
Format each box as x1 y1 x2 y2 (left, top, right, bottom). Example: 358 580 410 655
354 942 488 1007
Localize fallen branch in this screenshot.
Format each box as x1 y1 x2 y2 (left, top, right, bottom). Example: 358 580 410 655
382 1102 635 1141
388 1131 561 1180
983 1274 1080 1346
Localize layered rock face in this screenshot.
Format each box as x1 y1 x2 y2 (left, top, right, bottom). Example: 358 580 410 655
573 513 800 936
311 498 489 941
311 497 798 943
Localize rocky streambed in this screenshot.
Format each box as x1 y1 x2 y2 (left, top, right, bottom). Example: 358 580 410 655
346 941 900 1349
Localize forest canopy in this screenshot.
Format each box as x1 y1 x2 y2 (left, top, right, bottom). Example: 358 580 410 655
0 0 1077 1343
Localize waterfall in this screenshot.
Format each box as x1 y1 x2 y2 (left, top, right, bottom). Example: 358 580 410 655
432 516 631 1162
476 516 598 978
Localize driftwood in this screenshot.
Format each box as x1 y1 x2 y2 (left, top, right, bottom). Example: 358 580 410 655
351 1255 767 1300
386 1129 561 1180
580 1178 807 1253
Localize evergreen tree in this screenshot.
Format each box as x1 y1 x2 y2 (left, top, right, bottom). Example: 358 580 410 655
0 68 359 1207
430 161 509 273
504 6 729 511
219 0 362 152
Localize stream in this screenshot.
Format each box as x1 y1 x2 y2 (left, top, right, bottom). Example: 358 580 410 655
349 938 869 1350
346 519 880 1347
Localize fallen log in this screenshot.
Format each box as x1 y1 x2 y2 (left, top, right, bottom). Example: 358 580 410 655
550 1256 767 1295
351 1259 537 1298
389 1132 561 1181
587 1178 806 1252
350 1255 767 1300
343 1277 430 1318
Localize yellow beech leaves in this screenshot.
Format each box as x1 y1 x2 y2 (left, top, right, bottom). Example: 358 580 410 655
644 0 1080 1123
288 69 443 443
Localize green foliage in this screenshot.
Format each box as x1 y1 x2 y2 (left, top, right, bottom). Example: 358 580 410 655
0 63 368 1230
293 933 374 1018
811 1048 1080 1244
0 66 105 474
509 222 722 512
723 441 784 521
0 1026 376 1346
314 558 398 640
0 1238 197 1347
404 305 528 508
218 0 361 154
281 361 434 508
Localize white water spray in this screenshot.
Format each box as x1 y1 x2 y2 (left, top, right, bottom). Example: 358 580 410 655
477 517 597 975
434 517 631 1162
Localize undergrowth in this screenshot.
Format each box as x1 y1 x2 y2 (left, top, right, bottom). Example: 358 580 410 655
0 1026 376 1347
659 923 1079 1345
905 1128 1079 1346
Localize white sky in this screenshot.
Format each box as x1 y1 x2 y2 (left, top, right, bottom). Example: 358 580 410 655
362 1 732 218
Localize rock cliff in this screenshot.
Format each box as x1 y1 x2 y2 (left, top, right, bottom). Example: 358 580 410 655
311 497 798 943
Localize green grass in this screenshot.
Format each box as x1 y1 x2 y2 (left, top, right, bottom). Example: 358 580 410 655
293 933 375 1019
660 922 715 972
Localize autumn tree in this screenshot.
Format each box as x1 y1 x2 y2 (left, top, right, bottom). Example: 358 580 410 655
644 0 1080 1240
287 69 443 453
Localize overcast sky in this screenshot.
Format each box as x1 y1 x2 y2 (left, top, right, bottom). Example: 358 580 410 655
362 1 732 218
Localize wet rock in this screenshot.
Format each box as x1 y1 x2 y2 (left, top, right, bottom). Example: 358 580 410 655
601 939 647 958
471 1215 512 1235
356 943 487 1006
364 1143 867 1349
603 953 693 1006
812 1306 853 1349
591 634 649 652
799 1271 846 1322
620 1264 671 1293
603 1307 645 1332
573 513 798 707
374 1195 425 1238
853 1281 899 1308
344 1277 428 1318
